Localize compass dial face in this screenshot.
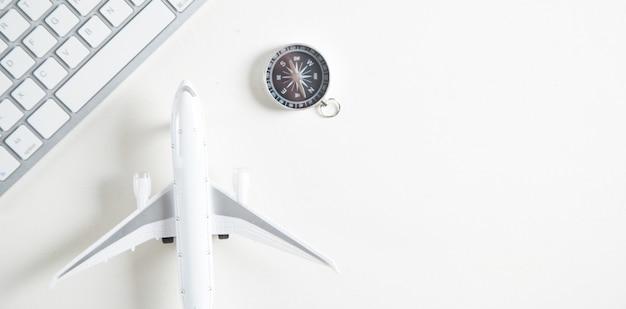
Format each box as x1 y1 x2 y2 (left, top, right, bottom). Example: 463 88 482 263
265 44 330 109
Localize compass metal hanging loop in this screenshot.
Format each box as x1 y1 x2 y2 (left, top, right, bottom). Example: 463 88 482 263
317 98 341 118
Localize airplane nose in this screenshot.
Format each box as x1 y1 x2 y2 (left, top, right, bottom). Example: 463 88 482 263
177 79 197 98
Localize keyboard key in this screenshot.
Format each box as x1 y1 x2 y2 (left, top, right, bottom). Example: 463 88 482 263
100 0 133 27
68 0 100 16
45 4 80 37
0 147 20 181
28 99 70 139
167 0 193 12
0 40 7 53
78 16 111 48
17 0 53 21
56 0 175 112
56 36 89 69
23 25 58 58
0 71 11 95
0 9 30 42
6 125 42 160
34 58 68 89
1 46 35 79
130 0 147 6
12 78 45 110
0 0 11 10
0 99 24 131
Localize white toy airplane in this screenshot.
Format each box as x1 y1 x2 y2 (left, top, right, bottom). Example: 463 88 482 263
52 80 337 309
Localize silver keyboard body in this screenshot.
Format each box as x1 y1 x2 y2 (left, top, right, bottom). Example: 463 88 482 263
0 0 206 196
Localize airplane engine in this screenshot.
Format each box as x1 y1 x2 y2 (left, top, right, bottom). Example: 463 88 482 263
133 172 151 210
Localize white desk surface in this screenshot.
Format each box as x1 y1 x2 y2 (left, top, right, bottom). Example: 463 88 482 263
2 1 626 308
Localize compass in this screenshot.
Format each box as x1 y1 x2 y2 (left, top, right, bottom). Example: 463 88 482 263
265 44 339 117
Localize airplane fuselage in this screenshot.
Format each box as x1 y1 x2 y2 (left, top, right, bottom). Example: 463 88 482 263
171 82 214 309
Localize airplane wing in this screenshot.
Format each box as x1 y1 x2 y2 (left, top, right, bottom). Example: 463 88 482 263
210 185 338 272
51 186 176 286
53 183 336 287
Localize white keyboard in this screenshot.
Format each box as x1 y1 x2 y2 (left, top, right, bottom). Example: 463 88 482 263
0 0 206 196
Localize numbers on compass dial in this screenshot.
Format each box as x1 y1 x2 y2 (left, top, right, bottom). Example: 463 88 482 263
266 45 330 109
